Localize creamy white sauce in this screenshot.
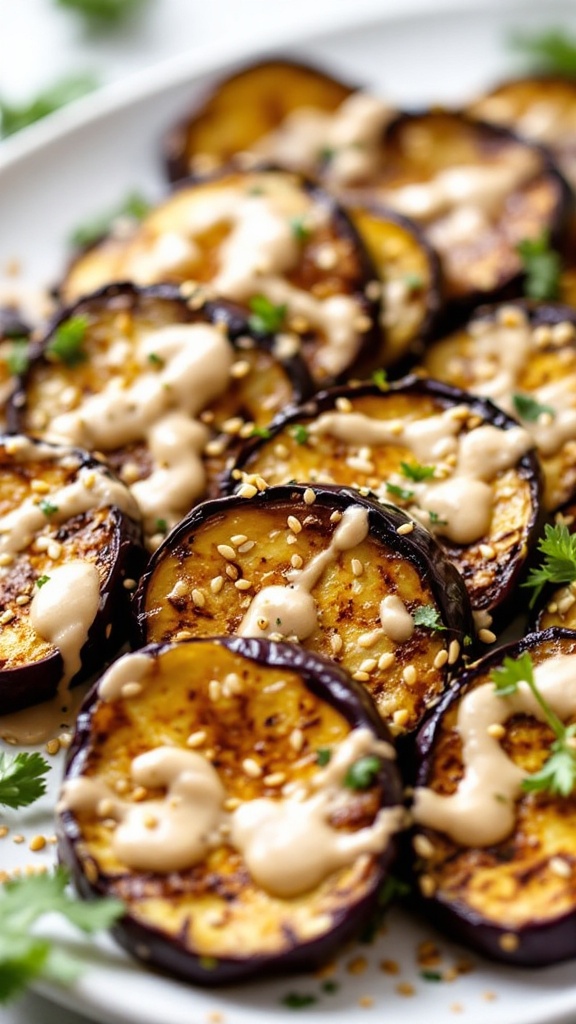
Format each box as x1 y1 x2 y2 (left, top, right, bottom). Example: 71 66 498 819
59 724 401 894
412 653 576 847
237 505 369 639
379 595 414 643
309 408 532 544
30 560 101 686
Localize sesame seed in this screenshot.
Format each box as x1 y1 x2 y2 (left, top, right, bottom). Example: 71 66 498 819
234 578 252 591
360 658 378 673
45 738 60 756
12 834 25 844
351 558 364 576
0 553 13 567
217 544 236 561
413 834 435 858
330 633 343 654
0 826 8 839
222 417 244 435
448 639 460 665
210 575 224 594
173 629 193 641
238 483 258 499
264 772 286 787
58 731 72 748
392 708 409 728
287 515 302 533
0 610 15 625
186 730 207 748
419 874 436 897
330 510 342 523
358 631 379 648
224 796 240 811
120 682 142 699
378 651 395 670
479 629 497 644
28 835 46 852
30 479 51 494
225 564 239 579
168 579 188 601
243 758 262 778
396 522 414 536
380 959 400 974
291 554 304 569
230 359 250 378
347 955 368 975
499 932 519 952
552 321 575 345
403 664 417 686
353 671 370 682
123 578 137 590
315 244 338 270
549 855 572 878
257 617 269 631
237 540 255 553
231 534 248 546
204 439 226 457
433 649 449 669
208 679 222 701
396 982 416 997
224 672 243 694
286 534 297 545
479 543 496 560
303 488 316 505
15 594 30 606
289 728 305 752
487 723 506 739
192 588 206 608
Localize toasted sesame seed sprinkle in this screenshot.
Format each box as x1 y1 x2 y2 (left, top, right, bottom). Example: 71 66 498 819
234 578 252 591
217 544 236 561
291 554 304 569
550 855 572 878
231 534 248 546
12 834 25 844
403 664 417 686
210 575 224 594
479 628 497 644
433 649 449 669
396 982 416 997
204 439 226 457
47 541 62 560
0 826 8 839
264 772 286 787
287 515 302 533
448 639 460 664
359 631 380 648
303 488 316 505
347 955 368 975
479 543 496 559
123 578 137 590
230 359 250 378
237 540 255 553
360 658 378 673
396 522 414 536
351 558 364 576
290 728 305 752
419 874 436 897
15 594 30 606
58 731 72 748
226 564 239 580
376 651 394 671
192 588 206 608
487 723 506 739
186 730 207 748
0 610 15 625
380 959 400 975
353 670 370 682
413 834 435 858
208 679 221 701
0 553 13 567
243 758 262 778
173 629 193 641
330 510 343 523
121 682 143 699
499 932 519 952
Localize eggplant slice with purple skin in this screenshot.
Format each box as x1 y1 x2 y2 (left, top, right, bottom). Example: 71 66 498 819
57 635 404 985
133 484 473 736
58 167 381 385
14 283 313 549
226 376 543 621
411 628 576 967
0 434 143 717
338 110 570 315
421 302 576 513
162 57 361 183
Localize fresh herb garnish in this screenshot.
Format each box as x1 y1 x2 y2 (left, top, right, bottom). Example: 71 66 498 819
46 316 88 367
319 146 335 163
69 191 150 248
512 392 555 423
281 992 318 1009
290 217 311 243
360 874 411 943
316 748 332 767
428 510 448 526
0 868 123 1004
6 341 30 377
250 426 272 440
413 605 446 632
372 368 388 390
248 296 287 335
290 424 309 446
0 75 97 138
154 519 168 535
38 499 59 517
321 980 340 994
510 28 576 75
420 970 443 982
36 575 51 589
0 752 50 810
385 482 415 501
522 522 576 607
344 755 380 790
400 461 435 482
517 233 561 301
491 651 576 796
55 0 149 28
147 352 164 368
404 272 424 290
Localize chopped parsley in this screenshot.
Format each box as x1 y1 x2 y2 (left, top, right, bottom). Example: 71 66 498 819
0 75 97 138
6 340 30 377
147 352 164 368
413 605 446 632
281 992 318 1009
154 519 168 535
522 522 576 606
344 755 380 790
321 980 340 994
250 426 272 440
316 748 332 767
404 272 424 290
0 869 124 1004
420 970 443 982
55 0 149 28
492 651 576 796
45 316 88 366
248 295 287 335
38 499 59 517
517 232 561 301
290 424 309 446
69 191 150 248
427 510 448 526
510 28 576 75
385 482 415 502
400 461 435 482
290 217 311 243
512 392 555 423
319 146 335 163
372 367 388 390
36 575 51 589
360 874 411 943
0 752 50 810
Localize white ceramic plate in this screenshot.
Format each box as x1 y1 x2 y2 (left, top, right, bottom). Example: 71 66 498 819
3 2 576 1022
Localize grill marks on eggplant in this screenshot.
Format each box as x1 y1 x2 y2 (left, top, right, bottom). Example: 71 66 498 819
134 487 472 735
58 638 402 981
228 379 542 616
412 630 576 965
58 169 380 384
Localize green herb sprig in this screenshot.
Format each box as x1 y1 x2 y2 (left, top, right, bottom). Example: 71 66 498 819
70 192 150 248
0 76 97 139
46 316 88 366
248 296 287 335
0 752 50 810
400 461 435 482
510 28 576 75
491 651 576 797
522 522 576 607
413 605 446 632
517 233 561 301
55 0 149 29
513 392 555 423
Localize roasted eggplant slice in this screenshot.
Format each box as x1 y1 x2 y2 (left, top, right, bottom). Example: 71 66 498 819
59 168 380 384
0 435 143 717
467 75 576 191
133 484 472 735
348 205 442 369
421 302 576 512
411 628 576 967
58 636 404 984
341 110 570 310
227 377 543 618
14 284 312 548
163 57 359 183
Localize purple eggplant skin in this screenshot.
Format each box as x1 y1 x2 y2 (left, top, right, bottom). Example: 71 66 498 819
411 627 576 967
58 635 403 986
225 374 545 626
0 439 145 714
132 481 474 656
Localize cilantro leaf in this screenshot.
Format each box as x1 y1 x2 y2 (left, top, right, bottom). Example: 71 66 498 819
55 0 148 29
517 233 561 301
491 650 534 697
290 424 309 446
6 341 30 378
512 392 555 423
281 992 317 1009
248 296 287 335
0 752 50 810
413 605 446 632
250 426 272 440
69 191 150 248
0 868 123 1003
510 28 576 75
0 76 97 138
372 368 388 390
344 755 381 790
290 217 311 243
46 316 88 366
522 522 576 607
38 499 59 517
427 510 448 526
522 735 576 797
400 461 435 482
36 575 51 588
385 482 415 501
316 748 332 767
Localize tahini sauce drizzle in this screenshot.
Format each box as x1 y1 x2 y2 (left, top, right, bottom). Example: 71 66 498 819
309 406 532 544
237 504 369 639
412 653 576 847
